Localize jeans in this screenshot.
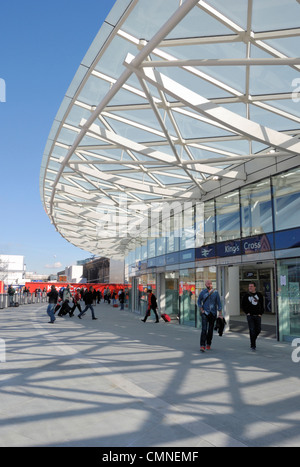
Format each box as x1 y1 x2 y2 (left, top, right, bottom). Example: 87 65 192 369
247 315 261 348
79 304 96 319
200 313 216 347
47 303 56 323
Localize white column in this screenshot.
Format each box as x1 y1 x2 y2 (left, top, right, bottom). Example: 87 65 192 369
227 266 240 318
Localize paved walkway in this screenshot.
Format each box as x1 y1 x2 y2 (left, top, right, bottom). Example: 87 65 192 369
0 301 299 447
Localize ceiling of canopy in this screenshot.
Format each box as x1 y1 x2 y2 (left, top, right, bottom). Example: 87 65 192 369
40 0 300 258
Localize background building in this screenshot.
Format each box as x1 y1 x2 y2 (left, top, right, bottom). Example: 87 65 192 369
56 257 124 284
83 257 124 284
0 255 26 286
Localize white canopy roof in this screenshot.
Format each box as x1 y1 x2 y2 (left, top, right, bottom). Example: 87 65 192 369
40 0 300 258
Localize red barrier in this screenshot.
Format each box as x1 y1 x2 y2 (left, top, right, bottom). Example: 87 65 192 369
0 281 4 294
25 282 129 295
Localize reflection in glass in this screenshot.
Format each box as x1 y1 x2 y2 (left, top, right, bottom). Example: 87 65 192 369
240 179 272 237
272 168 300 231
277 258 300 341
216 192 240 242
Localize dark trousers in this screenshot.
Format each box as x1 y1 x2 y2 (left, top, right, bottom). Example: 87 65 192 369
71 302 82 314
200 313 216 347
247 315 261 348
143 307 159 322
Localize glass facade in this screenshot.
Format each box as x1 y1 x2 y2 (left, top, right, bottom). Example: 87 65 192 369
277 258 300 342
240 179 273 237
126 166 300 341
179 269 196 327
216 191 240 242
273 168 300 232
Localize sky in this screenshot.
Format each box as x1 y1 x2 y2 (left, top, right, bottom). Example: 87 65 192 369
0 0 117 274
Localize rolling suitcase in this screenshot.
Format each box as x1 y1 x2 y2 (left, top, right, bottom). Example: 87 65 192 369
161 313 171 322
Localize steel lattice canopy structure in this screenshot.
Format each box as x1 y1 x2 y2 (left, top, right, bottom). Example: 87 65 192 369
40 0 300 259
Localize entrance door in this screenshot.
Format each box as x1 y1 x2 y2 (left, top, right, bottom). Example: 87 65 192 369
240 264 275 315
165 276 179 318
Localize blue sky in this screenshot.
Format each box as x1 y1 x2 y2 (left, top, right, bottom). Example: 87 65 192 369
0 0 116 274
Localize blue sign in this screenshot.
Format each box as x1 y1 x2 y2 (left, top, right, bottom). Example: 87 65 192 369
196 244 216 260
147 258 156 268
275 228 300 250
217 240 241 257
166 252 180 265
156 255 166 267
180 249 195 263
242 234 273 255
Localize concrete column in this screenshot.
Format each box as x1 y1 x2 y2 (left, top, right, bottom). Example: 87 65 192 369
157 273 165 314
227 266 240 317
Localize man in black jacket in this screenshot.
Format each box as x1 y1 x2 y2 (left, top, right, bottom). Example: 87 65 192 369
242 282 264 351
78 286 97 320
47 285 58 324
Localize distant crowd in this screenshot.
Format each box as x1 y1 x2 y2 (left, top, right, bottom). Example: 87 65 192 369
46 285 127 323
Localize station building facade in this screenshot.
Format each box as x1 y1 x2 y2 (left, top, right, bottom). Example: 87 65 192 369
125 166 300 342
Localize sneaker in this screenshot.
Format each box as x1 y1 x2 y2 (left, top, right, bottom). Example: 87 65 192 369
92 318 98 320
206 345 211 350
251 347 256 352
200 347 205 353
78 315 82 319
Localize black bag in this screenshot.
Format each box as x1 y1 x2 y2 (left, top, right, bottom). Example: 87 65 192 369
14 302 19 307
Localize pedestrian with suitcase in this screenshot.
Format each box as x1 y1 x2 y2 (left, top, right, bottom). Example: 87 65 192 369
141 289 159 323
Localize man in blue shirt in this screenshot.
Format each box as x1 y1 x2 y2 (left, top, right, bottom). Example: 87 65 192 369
198 280 223 352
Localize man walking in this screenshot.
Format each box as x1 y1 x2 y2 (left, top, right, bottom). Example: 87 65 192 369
78 286 98 320
47 285 58 324
119 289 125 310
198 280 222 352
242 282 264 351
141 289 159 323
8 285 15 307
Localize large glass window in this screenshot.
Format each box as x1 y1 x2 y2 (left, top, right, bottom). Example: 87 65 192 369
272 168 300 231
136 273 156 315
204 200 216 245
165 272 179 318
147 238 156 258
277 258 300 341
180 203 195 250
156 236 166 257
216 191 240 242
179 269 196 326
240 179 273 237
166 231 180 253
